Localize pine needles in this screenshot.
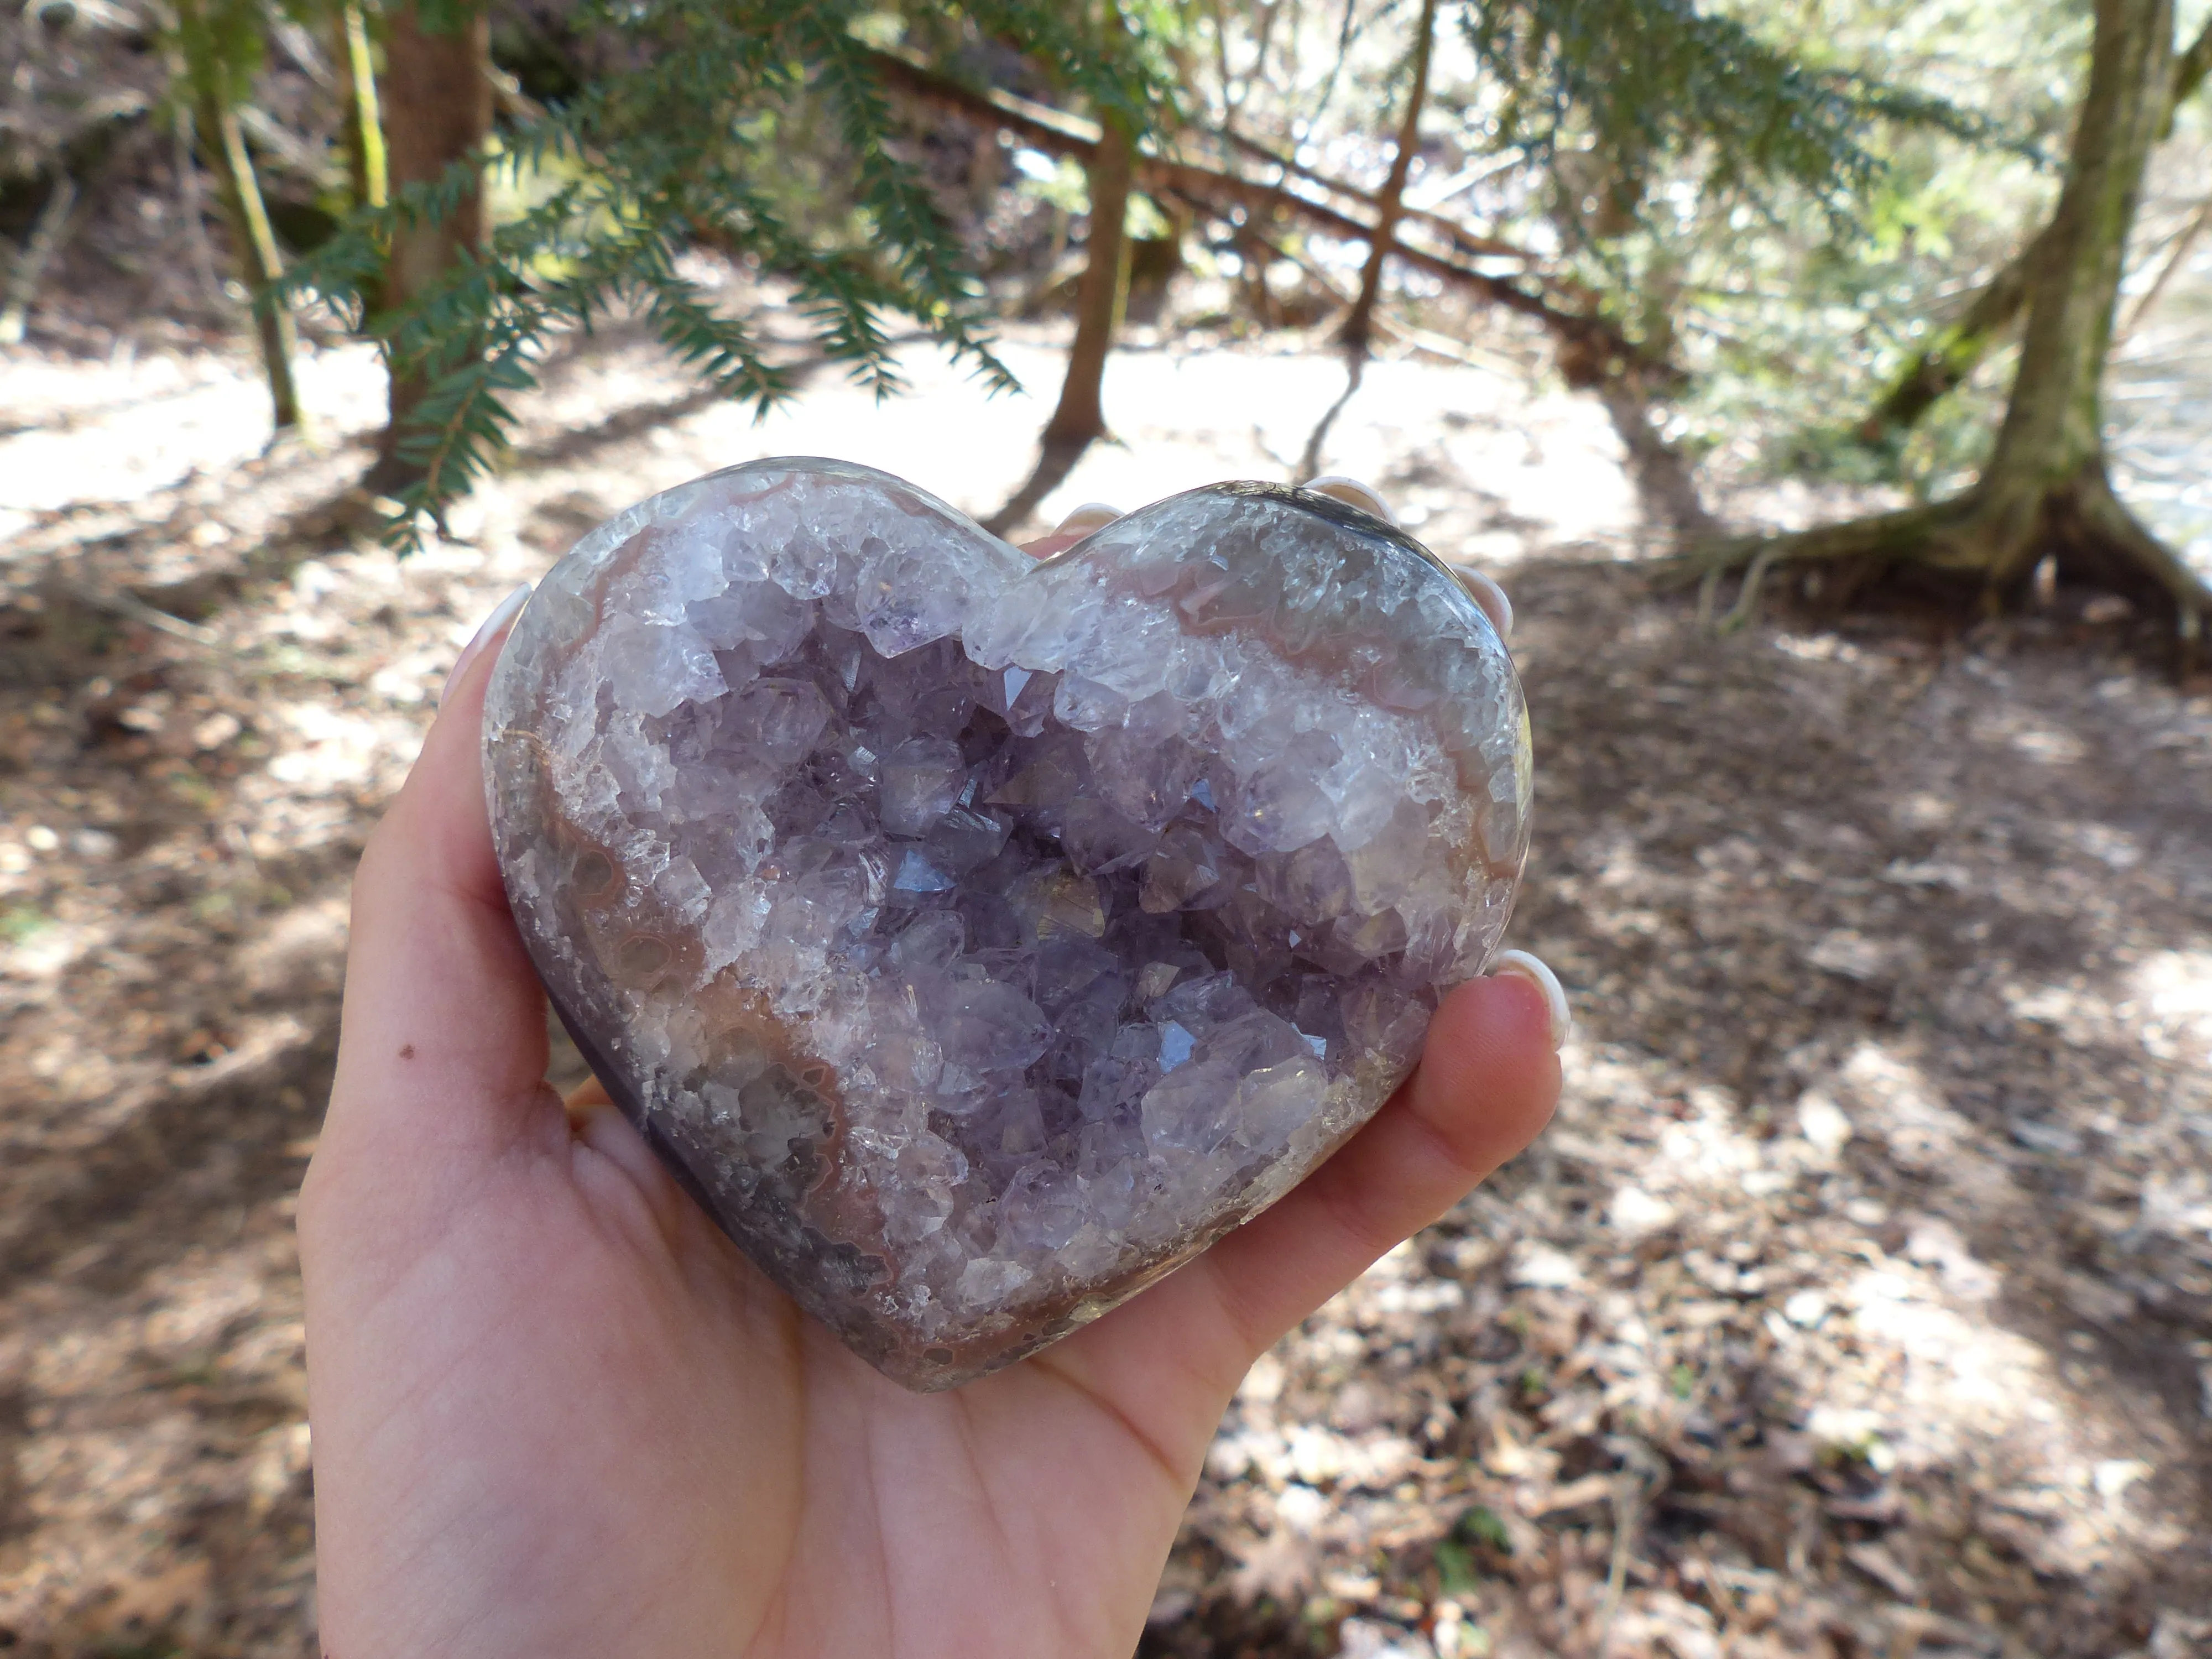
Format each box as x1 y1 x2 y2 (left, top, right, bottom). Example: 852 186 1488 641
283 0 1160 549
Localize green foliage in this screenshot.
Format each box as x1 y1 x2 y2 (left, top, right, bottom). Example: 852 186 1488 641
1432 1537 1480 1597
1 905 51 943
1455 1504 1513 1552
1460 0 2025 227
173 0 269 111
285 0 1166 547
1436 0 2090 494
1431 1507 1511 1592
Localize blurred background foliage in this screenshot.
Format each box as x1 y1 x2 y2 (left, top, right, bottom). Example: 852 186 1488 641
2 0 2206 573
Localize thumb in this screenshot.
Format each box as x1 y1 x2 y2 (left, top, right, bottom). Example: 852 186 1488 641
318 589 561 1177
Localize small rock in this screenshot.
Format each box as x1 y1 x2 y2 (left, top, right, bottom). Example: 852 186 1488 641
1508 1242 1583 1289
1798 1091 1854 1157
2008 1117 2085 1156
1784 1290 1828 1327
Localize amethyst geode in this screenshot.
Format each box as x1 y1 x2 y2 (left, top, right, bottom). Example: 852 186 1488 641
484 458 1531 1389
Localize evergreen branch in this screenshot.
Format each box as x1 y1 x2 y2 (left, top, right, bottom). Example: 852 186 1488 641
1459 0 2023 223
301 0 1151 549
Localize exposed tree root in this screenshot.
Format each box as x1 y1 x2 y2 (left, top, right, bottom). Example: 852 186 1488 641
1670 467 2209 667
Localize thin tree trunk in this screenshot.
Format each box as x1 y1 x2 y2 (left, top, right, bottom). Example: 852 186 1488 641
211 107 304 432
1339 0 1442 358
1297 0 1441 481
985 112 1133 535
337 0 388 210
1041 112 1133 455
1296 355 1365 483
2159 13 2210 135
371 0 491 493
174 0 304 434
0 174 76 345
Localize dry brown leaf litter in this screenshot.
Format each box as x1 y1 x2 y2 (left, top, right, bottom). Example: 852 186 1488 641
2 328 2209 1659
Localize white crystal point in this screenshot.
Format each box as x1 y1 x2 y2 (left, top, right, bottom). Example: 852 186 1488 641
484 457 1532 1390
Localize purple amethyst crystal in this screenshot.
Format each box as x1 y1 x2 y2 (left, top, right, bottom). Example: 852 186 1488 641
484 457 1531 1389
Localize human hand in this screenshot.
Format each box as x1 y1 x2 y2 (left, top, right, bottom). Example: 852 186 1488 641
299 480 1563 1659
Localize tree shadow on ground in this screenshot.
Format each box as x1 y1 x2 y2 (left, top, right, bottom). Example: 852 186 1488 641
3 518 2208 1655
1150 563 2212 1658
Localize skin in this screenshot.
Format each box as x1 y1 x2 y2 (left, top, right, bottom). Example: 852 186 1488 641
300 502 1561 1659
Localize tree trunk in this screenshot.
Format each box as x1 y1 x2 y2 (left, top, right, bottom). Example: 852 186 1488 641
174 0 303 434
1338 0 1441 358
1970 0 2173 596
985 112 1133 535
1852 13 2209 452
1595 369 1723 543
1692 0 2209 646
370 0 491 493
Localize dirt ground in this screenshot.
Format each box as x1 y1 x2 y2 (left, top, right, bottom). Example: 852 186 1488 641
3 320 2210 1658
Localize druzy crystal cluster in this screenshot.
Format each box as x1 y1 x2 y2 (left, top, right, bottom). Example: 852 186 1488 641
484 458 1531 1389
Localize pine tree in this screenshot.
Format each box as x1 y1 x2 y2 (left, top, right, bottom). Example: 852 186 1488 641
1427 0 2010 533
287 0 1160 546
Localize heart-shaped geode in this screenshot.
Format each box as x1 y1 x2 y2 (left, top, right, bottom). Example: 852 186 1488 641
484 457 1531 1390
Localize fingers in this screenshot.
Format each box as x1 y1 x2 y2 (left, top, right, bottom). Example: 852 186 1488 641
439 582 531 707
320 589 561 1167
1018 502 1124 561
564 1073 614 1116
1077 967 1563 1407
1304 474 1396 523
1489 949 1571 1048
562 1073 682 1203
1456 567 1513 640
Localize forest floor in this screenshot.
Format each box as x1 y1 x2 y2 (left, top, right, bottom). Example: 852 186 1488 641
3 317 2211 1659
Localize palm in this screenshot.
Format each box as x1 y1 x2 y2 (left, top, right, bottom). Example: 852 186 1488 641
307 1103 1217 1657
301 576 1557 1659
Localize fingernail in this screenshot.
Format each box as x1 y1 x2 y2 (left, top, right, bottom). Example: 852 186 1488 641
1490 949 1572 1051
1303 475 1396 525
1456 566 1514 640
440 583 531 708
1054 502 1123 536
